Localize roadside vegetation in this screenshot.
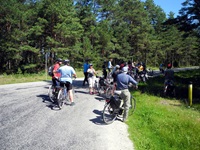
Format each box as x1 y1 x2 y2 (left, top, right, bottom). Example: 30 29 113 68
0 70 84 85
128 69 200 150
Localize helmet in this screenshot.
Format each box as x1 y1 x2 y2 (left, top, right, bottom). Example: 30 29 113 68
89 64 93 66
56 58 62 62
63 59 70 65
116 65 120 69
122 66 128 72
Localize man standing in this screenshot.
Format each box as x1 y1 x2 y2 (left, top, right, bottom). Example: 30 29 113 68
108 58 113 72
82 59 89 86
52 58 62 86
57 59 77 106
164 63 174 83
116 66 138 122
102 61 107 79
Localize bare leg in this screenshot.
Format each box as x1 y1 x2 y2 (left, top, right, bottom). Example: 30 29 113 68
68 90 73 102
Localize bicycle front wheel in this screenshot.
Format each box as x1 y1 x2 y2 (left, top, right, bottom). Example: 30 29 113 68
105 86 112 99
98 86 105 96
57 89 65 109
102 103 117 124
48 85 55 102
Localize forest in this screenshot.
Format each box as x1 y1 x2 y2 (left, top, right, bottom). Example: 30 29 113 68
0 0 199 74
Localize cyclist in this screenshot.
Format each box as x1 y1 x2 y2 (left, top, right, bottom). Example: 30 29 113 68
116 66 138 122
111 65 120 81
57 59 77 106
107 58 113 72
164 63 174 92
82 59 89 86
52 58 62 87
102 61 107 79
87 64 97 95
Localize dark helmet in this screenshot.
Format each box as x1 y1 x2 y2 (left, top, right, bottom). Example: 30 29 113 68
63 59 70 65
56 58 62 62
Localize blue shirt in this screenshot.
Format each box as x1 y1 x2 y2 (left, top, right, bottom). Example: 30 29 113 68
83 63 89 72
108 61 112 69
116 72 138 90
57 65 76 84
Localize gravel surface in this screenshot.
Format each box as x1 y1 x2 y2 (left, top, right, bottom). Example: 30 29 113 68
0 78 134 150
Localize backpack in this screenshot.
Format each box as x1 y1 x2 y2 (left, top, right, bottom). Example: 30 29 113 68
48 65 54 76
110 96 121 111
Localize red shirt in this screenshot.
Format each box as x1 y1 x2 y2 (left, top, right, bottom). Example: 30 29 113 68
52 63 61 79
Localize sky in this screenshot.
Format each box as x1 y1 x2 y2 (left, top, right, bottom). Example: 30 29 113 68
153 0 185 17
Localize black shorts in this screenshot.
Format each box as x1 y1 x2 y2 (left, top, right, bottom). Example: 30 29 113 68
60 81 72 91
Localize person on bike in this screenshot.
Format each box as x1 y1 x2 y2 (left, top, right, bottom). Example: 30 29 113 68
116 66 138 122
102 61 107 79
164 63 174 91
52 58 62 87
57 59 77 106
159 63 164 73
109 64 121 94
87 64 97 95
111 65 121 82
107 58 113 72
82 59 89 86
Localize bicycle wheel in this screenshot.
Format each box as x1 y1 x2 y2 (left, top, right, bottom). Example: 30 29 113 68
57 89 65 109
98 86 105 96
130 95 136 112
48 85 56 102
102 103 117 124
105 86 112 99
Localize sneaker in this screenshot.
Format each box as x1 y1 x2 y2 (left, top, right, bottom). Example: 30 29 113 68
70 102 75 106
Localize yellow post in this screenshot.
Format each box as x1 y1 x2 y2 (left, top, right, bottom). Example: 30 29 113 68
188 82 193 107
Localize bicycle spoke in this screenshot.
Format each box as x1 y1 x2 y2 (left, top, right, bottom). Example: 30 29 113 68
102 103 117 124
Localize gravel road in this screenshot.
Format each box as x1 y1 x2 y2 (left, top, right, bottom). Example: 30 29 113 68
0 78 134 150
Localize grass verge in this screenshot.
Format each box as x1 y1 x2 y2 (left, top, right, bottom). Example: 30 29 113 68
127 69 200 150
0 71 84 85
128 91 200 150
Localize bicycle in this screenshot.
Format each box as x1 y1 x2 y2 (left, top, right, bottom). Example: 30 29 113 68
105 82 115 99
56 78 76 109
164 80 176 97
95 75 114 97
102 90 136 124
48 84 59 103
56 81 69 109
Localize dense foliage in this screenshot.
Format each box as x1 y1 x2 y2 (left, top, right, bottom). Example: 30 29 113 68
0 0 199 74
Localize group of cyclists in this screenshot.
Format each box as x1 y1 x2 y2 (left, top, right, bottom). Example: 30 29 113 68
51 58 77 106
50 57 174 122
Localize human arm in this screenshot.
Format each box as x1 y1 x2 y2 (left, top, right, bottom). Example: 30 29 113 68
128 75 138 89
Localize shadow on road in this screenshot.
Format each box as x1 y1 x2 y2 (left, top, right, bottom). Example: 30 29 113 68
36 94 56 110
90 109 107 125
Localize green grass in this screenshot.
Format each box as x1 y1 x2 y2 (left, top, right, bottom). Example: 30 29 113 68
128 92 200 150
0 71 84 85
127 69 200 150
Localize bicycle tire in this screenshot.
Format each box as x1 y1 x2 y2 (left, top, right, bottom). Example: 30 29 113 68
98 86 105 96
48 85 55 102
105 86 112 99
102 103 117 124
57 89 64 109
